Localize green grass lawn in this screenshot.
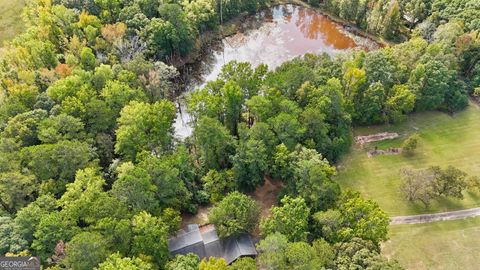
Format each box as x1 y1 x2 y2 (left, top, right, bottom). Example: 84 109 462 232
382 217 480 270
0 0 26 45
336 103 480 215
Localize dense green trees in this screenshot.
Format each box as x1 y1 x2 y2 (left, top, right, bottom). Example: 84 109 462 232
110 163 157 213
199 257 228 270
232 139 268 191
284 147 340 211
324 0 403 40
96 253 153 270
260 196 310 242
193 117 235 171
115 100 176 160
37 114 85 143
31 212 79 260
0 172 35 214
401 0 430 29
229 257 257 270
208 192 260 238
166 254 199 270
0 217 28 254
256 233 337 269
2 109 47 146
63 232 110 270
313 192 389 245
130 212 170 267
409 60 450 111
201 169 235 203
430 0 480 32
187 61 267 135
136 153 192 211
256 194 394 268
21 140 95 195
333 238 402 269
143 16 189 59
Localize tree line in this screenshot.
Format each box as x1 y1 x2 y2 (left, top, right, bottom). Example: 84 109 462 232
317 0 480 42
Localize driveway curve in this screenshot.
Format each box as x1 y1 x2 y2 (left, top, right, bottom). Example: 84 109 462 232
390 207 480 225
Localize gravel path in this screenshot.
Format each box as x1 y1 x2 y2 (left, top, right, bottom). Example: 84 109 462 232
390 207 480 225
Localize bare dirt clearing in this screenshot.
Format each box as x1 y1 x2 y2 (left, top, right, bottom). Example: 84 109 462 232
355 132 400 145
181 176 283 230
250 176 284 219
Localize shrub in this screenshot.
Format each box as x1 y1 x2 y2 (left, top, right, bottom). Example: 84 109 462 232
402 134 419 155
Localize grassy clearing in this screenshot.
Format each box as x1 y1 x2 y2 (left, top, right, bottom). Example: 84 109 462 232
336 103 480 215
0 0 26 45
382 217 480 270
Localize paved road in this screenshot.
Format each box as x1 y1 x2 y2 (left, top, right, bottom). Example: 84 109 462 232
390 207 480 225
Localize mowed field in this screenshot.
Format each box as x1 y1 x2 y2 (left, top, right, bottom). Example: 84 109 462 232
382 216 480 270
336 102 480 216
0 0 26 44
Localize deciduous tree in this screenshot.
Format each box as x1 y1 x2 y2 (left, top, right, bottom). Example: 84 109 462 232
288 147 339 211
115 100 176 161
0 172 36 214
199 257 228 270
166 254 199 270
400 167 435 207
193 117 235 171
96 253 153 270
201 169 235 203
209 192 260 238
64 232 110 270
130 212 170 267
111 162 158 213
232 139 268 191
402 134 419 155
337 192 390 245
229 257 257 270
38 114 85 144
2 109 47 146
260 196 310 242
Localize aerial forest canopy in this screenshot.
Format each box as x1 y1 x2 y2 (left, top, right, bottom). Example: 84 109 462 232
0 0 478 269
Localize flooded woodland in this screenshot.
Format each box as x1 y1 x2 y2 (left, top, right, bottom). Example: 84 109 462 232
175 4 380 137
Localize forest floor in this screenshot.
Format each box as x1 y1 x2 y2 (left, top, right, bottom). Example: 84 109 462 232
250 177 283 219
382 216 480 270
336 102 480 216
0 0 25 44
181 177 283 230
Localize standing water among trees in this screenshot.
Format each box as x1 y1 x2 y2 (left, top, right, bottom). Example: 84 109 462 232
174 4 380 138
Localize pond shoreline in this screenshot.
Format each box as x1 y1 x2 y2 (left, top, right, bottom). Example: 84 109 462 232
172 0 391 72
274 0 393 47
172 1 387 97
173 3 381 138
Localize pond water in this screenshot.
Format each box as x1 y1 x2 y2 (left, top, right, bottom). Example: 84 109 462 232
174 4 379 138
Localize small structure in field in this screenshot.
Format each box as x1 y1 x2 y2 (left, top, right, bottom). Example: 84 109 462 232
168 224 257 264
355 132 399 145
367 147 402 158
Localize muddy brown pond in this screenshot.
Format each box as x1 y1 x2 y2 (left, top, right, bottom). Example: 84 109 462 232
174 4 379 138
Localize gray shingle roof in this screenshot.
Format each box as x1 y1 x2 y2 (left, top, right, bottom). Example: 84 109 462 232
167 224 257 264
223 234 258 264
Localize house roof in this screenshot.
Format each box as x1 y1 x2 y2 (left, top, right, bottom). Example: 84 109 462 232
223 234 258 264
167 224 257 264
168 224 203 252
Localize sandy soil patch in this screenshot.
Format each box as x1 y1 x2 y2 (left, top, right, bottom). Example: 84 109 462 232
355 132 399 145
